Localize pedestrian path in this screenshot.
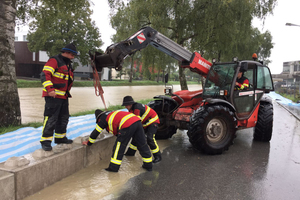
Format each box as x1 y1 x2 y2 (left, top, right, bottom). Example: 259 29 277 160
0 93 299 163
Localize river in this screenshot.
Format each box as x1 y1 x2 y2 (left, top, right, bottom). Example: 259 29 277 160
19 85 202 124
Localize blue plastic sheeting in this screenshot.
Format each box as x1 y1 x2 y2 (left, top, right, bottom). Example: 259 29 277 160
267 92 293 105
0 114 95 163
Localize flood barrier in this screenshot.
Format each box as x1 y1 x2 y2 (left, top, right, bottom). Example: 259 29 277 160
0 134 116 200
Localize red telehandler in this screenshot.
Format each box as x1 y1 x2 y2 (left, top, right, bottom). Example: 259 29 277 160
91 26 274 155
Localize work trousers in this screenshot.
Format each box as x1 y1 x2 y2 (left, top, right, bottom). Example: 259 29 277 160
109 121 153 171
126 123 161 156
40 97 69 144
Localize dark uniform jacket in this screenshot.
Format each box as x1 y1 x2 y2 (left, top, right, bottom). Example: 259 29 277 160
130 103 160 128
236 76 249 90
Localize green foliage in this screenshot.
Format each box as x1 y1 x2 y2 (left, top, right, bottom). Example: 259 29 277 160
16 0 103 66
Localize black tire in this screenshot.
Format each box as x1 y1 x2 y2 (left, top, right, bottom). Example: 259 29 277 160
148 100 177 139
187 105 237 155
254 102 273 142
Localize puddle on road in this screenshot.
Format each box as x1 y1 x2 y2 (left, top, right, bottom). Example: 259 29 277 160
24 137 176 200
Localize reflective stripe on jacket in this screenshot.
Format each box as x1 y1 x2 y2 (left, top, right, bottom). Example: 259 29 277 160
131 103 160 128
106 111 140 135
236 77 249 90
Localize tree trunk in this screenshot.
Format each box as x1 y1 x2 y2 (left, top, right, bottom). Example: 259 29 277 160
156 69 160 83
179 61 188 90
129 55 134 83
0 0 21 127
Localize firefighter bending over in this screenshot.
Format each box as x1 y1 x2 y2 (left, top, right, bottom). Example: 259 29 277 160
122 96 162 163
83 109 153 172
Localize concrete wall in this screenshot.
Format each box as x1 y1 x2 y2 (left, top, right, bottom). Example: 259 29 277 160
0 171 15 200
0 135 116 200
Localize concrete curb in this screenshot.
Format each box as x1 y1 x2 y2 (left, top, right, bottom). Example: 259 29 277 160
0 134 116 200
276 101 300 121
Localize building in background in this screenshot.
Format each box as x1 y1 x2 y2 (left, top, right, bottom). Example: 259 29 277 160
272 60 300 87
14 32 110 80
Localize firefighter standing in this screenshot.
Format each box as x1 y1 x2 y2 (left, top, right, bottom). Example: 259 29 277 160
122 96 162 163
40 43 77 151
83 109 153 172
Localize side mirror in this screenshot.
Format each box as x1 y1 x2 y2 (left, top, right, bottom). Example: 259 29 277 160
165 73 169 83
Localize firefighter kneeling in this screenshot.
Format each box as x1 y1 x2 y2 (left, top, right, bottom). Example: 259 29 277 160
83 109 153 172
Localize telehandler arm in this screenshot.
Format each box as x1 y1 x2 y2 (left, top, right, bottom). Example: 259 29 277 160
92 26 212 77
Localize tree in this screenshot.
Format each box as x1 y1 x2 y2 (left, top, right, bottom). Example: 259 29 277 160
25 0 103 66
0 0 103 127
0 0 21 127
108 0 277 90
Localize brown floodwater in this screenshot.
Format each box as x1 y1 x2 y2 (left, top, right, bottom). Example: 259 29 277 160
19 85 202 124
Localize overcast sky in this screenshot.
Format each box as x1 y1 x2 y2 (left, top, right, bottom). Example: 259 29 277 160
92 0 300 74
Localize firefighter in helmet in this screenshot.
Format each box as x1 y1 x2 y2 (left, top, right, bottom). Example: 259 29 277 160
122 96 162 163
83 109 153 172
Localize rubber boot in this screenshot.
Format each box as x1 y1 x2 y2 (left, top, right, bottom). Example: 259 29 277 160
55 137 73 144
153 152 162 163
142 163 153 171
105 167 118 173
41 141 52 151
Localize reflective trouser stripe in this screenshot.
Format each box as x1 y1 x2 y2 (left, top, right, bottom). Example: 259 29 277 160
41 116 53 142
151 134 160 153
42 116 48 134
40 136 53 142
55 133 66 138
111 142 122 165
111 158 122 165
129 144 137 150
142 157 153 163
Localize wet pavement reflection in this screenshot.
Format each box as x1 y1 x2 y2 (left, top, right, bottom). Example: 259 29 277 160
19 85 201 124
117 102 300 200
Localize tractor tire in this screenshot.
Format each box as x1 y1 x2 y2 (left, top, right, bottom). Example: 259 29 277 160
148 100 177 139
254 102 273 142
187 105 237 155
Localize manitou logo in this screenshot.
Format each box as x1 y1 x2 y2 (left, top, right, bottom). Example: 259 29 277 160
198 59 211 70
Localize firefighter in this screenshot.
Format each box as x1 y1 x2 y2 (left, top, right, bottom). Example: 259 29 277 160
122 96 162 163
235 69 249 90
40 43 77 151
82 109 153 172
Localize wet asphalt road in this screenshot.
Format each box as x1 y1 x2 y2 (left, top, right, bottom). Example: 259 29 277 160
116 102 300 200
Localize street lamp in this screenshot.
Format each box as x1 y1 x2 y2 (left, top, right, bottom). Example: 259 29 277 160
286 22 300 99
285 23 300 27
